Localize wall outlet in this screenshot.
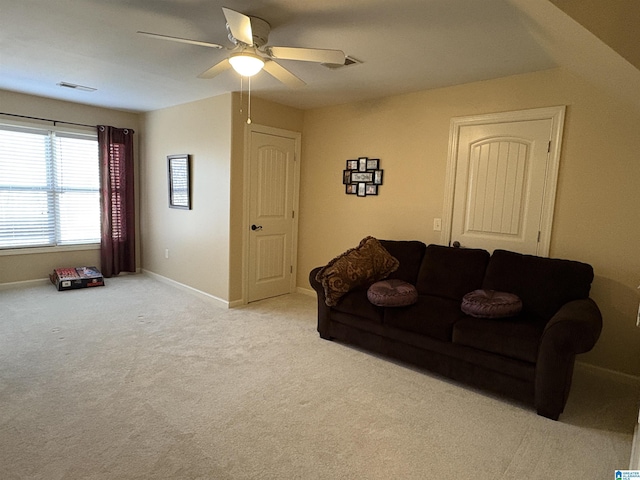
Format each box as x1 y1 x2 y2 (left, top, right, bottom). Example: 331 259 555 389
165 249 169 259
433 218 442 231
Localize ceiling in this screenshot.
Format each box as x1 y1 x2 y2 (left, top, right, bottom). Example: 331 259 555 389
0 0 588 113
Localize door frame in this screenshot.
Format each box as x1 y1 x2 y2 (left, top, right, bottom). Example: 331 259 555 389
241 123 301 304
441 106 566 257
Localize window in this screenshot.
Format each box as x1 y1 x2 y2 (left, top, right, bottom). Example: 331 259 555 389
0 123 100 250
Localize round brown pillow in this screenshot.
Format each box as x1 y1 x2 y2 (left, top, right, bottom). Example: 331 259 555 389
461 289 522 318
367 279 418 307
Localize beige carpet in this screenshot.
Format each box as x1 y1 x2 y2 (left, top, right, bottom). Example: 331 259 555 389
0 275 637 479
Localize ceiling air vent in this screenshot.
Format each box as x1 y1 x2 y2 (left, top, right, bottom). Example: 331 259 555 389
57 82 97 92
321 55 362 70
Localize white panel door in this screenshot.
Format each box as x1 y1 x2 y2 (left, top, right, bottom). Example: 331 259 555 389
248 131 297 302
448 112 562 255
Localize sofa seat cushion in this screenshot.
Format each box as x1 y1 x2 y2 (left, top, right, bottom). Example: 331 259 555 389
367 280 418 307
452 317 543 363
384 295 464 341
461 289 522 318
333 288 384 324
315 236 400 306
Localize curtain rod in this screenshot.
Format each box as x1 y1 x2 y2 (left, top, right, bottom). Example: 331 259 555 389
0 112 95 129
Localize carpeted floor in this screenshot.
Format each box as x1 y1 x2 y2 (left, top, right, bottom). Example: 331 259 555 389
0 274 637 479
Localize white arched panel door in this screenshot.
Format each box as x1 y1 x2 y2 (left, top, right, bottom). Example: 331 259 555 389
247 129 299 302
443 107 565 256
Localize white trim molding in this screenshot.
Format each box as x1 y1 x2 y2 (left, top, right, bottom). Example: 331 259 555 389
142 269 230 309
0 278 50 291
296 286 316 297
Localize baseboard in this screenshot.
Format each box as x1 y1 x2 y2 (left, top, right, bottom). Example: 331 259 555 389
296 286 316 297
0 268 142 292
141 269 230 309
631 423 640 470
575 361 640 469
0 278 50 291
575 361 640 387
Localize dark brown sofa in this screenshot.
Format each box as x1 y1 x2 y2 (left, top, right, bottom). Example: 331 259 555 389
309 241 602 420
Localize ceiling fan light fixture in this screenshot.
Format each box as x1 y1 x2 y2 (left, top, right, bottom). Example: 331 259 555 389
229 52 265 77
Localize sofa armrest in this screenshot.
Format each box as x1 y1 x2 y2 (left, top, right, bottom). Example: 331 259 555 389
535 298 602 419
309 267 324 294
540 298 602 354
310 267 333 339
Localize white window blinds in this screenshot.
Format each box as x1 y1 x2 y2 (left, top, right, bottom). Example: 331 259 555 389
0 123 100 249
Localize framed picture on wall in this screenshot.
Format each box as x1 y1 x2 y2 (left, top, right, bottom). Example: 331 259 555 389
365 184 378 196
343 156 384 197
351 171 374 183
168 154 191 209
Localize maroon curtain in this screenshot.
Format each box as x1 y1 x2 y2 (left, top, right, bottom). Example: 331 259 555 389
97 126 136 278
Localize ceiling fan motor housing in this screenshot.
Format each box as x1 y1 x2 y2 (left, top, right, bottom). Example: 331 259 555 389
227 16 271 47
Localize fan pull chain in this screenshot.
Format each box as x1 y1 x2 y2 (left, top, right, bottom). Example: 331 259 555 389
239 76 244 118
237 75 251 124
247 76 252 125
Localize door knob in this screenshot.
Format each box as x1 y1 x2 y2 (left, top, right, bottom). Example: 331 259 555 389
251 224 263 231
452 241 461 248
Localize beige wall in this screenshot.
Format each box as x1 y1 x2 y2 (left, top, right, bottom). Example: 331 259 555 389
140 92 303 304
140 94 233 301
228 93 304 303
549 0 640 70
298 67 640 376
0 90 141 284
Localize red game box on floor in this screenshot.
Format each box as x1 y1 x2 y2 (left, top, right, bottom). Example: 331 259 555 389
50 266 105 291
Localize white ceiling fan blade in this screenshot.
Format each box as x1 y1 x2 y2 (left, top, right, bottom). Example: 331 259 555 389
263 60 306 88
137 31 223 49
268 46 345 65
198 59 232 79
222 7 253 45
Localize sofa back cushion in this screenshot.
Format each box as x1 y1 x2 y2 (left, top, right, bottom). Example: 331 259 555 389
379 240 427 284
416 245 490 300
482 249 594 321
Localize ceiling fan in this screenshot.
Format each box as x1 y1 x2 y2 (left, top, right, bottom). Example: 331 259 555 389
138 7 346 88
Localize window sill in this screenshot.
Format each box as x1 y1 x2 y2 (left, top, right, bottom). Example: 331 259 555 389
0 243 100 256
